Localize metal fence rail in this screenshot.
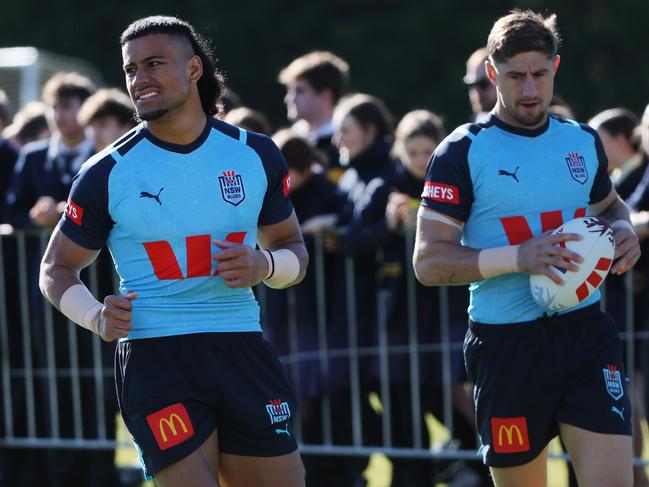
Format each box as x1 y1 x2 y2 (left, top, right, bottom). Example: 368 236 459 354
0 227 646 471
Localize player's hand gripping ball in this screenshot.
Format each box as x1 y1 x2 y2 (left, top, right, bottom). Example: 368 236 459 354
530 217 615 312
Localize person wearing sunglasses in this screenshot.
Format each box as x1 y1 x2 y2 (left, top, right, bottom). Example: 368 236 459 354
463 47 498 122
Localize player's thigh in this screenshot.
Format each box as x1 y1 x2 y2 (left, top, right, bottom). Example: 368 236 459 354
559 422 632 487
155 430 220 487
490 446 548 487
218 450 305 487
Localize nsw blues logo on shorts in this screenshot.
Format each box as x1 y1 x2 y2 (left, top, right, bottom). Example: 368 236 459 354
266 399 291 424
219 170 245 206
603 365 624 400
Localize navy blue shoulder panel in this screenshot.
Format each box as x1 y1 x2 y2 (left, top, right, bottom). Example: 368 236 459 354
209 117 240 141
579 123 612 204
246 131 294 225
421 126 475 222
58 153 117 250
116 127 146 157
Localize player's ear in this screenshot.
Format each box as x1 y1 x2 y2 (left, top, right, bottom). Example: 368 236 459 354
552 55 561 74
485 58 498 86
187 55 203 84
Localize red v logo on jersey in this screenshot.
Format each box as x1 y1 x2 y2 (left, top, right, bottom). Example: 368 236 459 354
143 231 247 280
500 208 586 245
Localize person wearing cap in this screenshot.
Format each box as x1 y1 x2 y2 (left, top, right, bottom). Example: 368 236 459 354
463 47 498 121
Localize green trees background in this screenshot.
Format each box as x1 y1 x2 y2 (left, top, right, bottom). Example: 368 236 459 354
1 0 648 129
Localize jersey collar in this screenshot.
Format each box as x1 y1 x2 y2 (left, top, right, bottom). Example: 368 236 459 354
487 113 551 138
143 118 211 154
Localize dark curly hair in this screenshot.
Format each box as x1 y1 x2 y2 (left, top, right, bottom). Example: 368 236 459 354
120 15 224 116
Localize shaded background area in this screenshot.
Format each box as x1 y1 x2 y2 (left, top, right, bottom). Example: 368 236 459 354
1 0 648 128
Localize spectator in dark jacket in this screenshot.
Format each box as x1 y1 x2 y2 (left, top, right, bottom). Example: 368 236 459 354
279 51 350 182
263 129 350 487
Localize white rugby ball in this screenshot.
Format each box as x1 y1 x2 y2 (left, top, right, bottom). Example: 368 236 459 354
529 216 615 312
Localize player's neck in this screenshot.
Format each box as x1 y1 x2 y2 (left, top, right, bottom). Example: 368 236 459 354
493 104 549 131
147 108 208 146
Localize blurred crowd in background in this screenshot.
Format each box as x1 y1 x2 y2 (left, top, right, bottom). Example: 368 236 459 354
2 41 649 487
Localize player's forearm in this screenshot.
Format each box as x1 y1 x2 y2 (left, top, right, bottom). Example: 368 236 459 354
281 241 308 285
596 197 632 228
413 241 483 286
39 259 84 309
261 241 308 288
40 259 103 334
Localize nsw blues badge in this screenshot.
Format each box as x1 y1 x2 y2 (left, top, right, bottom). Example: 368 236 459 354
603 365 624 401
266 399 291 425
219 170 245 206
565 152 588 185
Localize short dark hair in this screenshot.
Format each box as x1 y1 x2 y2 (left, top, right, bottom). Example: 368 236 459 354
590 108 641 152
120 15 224 117
334 93 393 141
42 72 95 106
4 101 51 146
279 51 350 104
77 88 135 127
224 107 272 136
392 109 445 160
273 129 323 173
487 10 560 63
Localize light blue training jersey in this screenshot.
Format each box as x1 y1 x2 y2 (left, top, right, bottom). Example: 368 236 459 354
59 118 293 339
421 114 612 324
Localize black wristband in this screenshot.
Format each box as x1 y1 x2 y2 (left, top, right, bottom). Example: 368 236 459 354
264 249 275 279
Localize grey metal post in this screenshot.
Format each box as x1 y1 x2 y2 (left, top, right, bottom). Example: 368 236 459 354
404 229 422 449
314 236 332 445
439 286 453 439
16 232 36 437
66 319 83 439
40 231 59 438
286 286 302 441
345 256 362 446
377 289 392 447
0 235 14 437
88 261 107 440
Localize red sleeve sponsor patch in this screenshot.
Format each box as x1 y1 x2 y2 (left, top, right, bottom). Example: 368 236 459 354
421 182 460 204
146 403 195 450
65 198 84 226
282 174 291 197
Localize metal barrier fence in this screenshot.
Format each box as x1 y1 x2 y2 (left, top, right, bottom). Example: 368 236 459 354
0 227 646 470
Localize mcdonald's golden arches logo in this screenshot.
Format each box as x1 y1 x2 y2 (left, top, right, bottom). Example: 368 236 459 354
146 403 196 450
490 416 530 453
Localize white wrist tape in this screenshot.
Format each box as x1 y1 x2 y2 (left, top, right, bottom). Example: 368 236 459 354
59 284 102 334
611 219 635 232
262 248 300 289
478 245 520 279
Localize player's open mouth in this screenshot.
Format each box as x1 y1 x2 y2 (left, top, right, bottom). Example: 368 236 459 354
137 91 159 101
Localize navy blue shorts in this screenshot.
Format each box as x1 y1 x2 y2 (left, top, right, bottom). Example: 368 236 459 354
115 332 298 477
464 304 632 468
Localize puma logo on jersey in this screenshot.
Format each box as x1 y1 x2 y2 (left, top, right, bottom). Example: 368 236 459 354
140 187 164 205
498 166 519 182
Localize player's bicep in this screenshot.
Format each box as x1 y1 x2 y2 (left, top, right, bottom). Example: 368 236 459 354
257 210 304 250
589 187 618 216
416 207 463 247
42 226 101 274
